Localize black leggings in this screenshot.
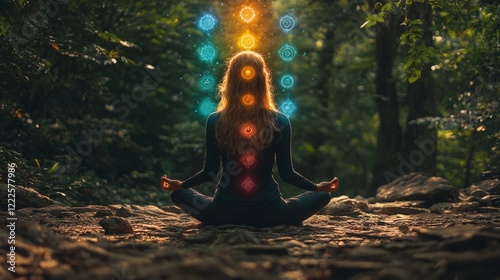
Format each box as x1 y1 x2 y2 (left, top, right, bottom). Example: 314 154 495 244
170 189 332 227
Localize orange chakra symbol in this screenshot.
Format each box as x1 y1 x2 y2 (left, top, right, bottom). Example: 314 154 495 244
241 177 256 192
240 151 257 168
242 94 255 106
241 66 255 80
240 122 256 138
240 33 255 49
240 6 256 23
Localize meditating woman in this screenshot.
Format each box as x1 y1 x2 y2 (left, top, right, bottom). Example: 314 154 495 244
161 50 339 227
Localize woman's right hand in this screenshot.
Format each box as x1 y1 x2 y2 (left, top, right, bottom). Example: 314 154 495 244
315 177 339 192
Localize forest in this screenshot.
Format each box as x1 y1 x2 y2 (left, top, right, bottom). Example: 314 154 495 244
0 0 498 206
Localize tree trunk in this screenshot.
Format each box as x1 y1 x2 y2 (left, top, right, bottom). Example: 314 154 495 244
369 0 404 195
402 1 438 176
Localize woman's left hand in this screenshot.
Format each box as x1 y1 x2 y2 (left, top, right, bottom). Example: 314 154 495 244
161 175 184 191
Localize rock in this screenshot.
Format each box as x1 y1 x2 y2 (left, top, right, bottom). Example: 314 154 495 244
234 244 289 255
430 202 454 211
159 205 184 214
376 173 459 202
182 231 217 244
319 195 369 216
94 209 113 217
98 217 133 234
212 229 260 245
472 179 500 194
453 202 479 212
379 206 428 215
0 184 51 208
470 189 489 198
116 206 135 217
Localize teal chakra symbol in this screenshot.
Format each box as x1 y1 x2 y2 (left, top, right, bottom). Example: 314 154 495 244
280 99 296 116
198 44 216 63
278 44 297 62
199 74 215 91
279 15 295 32
198 14 216 32
280 74 294 89
198 98 216 116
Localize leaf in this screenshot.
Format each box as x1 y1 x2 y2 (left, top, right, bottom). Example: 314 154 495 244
50 42 60 51
48 162 59 174
409 75 419 83
35 158 41 169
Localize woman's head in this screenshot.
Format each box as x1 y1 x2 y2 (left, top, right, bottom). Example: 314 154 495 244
217 50 277 112
215 51 280 157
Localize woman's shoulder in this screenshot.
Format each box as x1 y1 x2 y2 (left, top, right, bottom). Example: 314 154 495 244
273 111 290 128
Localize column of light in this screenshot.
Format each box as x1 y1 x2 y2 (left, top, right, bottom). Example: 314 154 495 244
278 14 297 116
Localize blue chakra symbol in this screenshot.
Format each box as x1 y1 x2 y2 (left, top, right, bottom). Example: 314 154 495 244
280 74 294 89
198 14 216 32
199 74 215 91
198 98 216 116
279 15 295 33
278 44 297 62
280 100 296 116
198 44 216 63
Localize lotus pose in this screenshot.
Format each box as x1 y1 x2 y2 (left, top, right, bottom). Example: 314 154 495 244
161 50 339 227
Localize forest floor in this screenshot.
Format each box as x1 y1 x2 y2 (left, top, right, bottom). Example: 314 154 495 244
2 200 500 280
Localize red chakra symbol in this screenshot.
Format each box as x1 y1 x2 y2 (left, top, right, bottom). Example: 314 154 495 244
240 152 257 168
240 123 256 138
241 177 256 192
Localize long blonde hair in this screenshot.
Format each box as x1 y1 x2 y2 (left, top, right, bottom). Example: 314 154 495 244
215 51 280 157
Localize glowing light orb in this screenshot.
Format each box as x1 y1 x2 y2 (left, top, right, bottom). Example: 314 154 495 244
241 177 256 192
241 66 255 80
240 6 256 23
242 94 255 106
240 151 257 168
279 15 295 32
240 33 256 49
197 44 216 63
198 98 216 116
198 14 216 32
198 74 216 91
280 74 295 89
278 44 297 62
280 99 297 116
240 122 256 138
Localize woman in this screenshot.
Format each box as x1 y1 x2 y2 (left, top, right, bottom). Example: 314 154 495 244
161 50 339 227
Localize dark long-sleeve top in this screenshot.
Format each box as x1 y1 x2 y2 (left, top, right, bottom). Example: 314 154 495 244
181 111 317 211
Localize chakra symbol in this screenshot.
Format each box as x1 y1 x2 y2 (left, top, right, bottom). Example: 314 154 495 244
240 6 256 23
240 122 256 137
241 66 255 80
279 15 295 33
280 74 294 89
241 177 256 192
198 44 216 63
280 99 296 116
198 14 216 32
242 94 255 106
198 98 216 116
199 74 215 91
278 44 297 62
240 151 257 168
240 33 256 49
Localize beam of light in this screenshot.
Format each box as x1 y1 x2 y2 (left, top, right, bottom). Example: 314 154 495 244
198 13 216 32
278 44 297 62
197 43 216 63
240 122 256 138
240 151 257 168
241 176 256 192
242 94 255 106
279 99 297 116
198 74 216 91
239 33 256 49
240 6 256 23
241 66 255 80
279 15 295 33
198 98 216 116
280 74 295 89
